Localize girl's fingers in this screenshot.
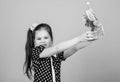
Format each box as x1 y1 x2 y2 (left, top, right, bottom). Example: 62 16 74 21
86 36 98 41
85 31 99 41
86 31 94 37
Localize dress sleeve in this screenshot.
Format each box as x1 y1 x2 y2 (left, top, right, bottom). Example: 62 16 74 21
32 45 45 65
57 51 66 61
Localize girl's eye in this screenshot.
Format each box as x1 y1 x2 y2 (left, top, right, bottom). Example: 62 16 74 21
37 38 41 40
44 37 49 39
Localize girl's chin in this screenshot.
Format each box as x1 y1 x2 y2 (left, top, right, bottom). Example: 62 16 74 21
41 44 49 48
37 44 51 48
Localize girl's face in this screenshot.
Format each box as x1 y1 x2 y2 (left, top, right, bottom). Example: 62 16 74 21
34 28 52 48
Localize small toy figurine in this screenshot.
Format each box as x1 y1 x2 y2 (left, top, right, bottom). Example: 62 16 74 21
83 1 98 31
83 1 104 37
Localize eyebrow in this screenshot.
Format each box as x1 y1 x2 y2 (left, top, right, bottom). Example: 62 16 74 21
36 36 49 38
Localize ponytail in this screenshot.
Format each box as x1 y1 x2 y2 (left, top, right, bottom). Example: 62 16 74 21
23 23 53 80
24 29 34 80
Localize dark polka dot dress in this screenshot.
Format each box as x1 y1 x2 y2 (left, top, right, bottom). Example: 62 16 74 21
32 45 66 82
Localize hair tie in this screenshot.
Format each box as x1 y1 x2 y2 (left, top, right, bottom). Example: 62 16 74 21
30 23 39 31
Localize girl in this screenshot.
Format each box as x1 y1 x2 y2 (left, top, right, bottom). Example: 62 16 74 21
23 8 103 82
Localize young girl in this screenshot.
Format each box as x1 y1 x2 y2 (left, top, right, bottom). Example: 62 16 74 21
23 7 104 82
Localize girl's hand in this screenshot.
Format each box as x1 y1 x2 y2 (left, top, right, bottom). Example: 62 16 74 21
80 31 98 42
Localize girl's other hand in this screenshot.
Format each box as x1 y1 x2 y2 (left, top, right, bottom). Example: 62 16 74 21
81 31 98 42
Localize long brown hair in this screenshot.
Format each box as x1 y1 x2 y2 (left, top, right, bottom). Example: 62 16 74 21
23 23 53 80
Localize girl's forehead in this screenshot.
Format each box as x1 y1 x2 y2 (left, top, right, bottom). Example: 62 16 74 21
35 29 49 37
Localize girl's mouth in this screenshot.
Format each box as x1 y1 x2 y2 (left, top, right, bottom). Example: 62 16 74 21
42 44 47 47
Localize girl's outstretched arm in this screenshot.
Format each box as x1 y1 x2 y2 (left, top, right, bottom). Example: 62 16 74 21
63 41 92 58
63 21 104 58
39 31 96 58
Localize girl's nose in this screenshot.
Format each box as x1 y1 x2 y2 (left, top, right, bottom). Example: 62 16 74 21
41 39 46 43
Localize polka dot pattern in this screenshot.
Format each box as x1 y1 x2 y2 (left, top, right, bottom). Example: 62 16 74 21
32 45 66 82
